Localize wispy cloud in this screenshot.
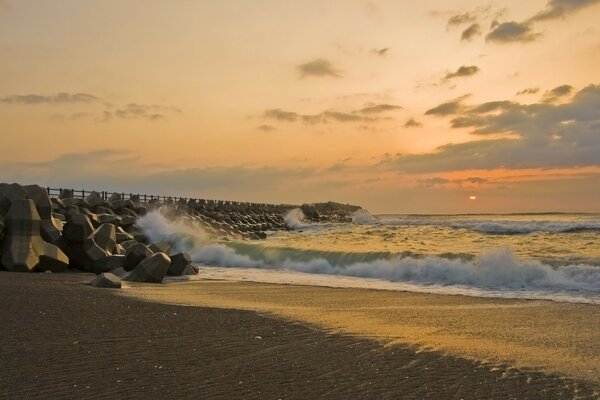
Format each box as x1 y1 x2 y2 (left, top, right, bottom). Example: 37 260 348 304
542 84 573 103
425 95 470 116
529 0 600 22
263 103 402 126
442 65 480 82
486 21 541 43
297 58 341 78
370 47 390 57
257 124 276 132
403 118 423 128
461 23 482 41
0 92 99 105
517 87 540 96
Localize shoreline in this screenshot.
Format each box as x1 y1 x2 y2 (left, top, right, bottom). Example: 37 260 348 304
121 277 600 385
2 272 599 399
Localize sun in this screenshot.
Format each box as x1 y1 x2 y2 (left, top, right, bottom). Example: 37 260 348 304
469 195 477 200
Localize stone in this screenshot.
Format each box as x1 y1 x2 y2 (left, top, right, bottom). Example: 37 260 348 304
1 199 68 272
0 214 4 242
23 185 53 218
167 252 197 276
86 191 105 208
149 242 171 255
97 213 119 225
123 242 153 271
113 243 125 255
124 252 171 283
0 183 27 215
40 217 63 243
62 213 94 243
89 272 121 289
119 215 136 227
119 239 139 250
91 255 125 274
82 223 116 271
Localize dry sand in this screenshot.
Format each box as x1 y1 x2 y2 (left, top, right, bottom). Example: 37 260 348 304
123 279 600 385
2 272 599 399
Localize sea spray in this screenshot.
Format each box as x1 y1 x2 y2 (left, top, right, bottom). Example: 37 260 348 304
284 208 308 230
135 209 600 302
135 208 211 253
352 209 378 224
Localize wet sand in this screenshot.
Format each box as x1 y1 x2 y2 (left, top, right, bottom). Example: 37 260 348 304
1 272 599 399
123 279 600 385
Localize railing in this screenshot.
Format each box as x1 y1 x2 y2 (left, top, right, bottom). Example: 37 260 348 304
45 187 295 209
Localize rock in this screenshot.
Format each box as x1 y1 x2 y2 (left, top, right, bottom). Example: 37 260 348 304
0 215 4 242
124 252 171 283
119 215 136 227
40 217 63 243
0 183 27 215
82 223 116 271
88 223 117 253
89 272 122 289
97 213 119 225
1 199 68 272
91 255 125 274
123 242 153 271
149 242 171 256
23 185 53 218
167 252 197 276
62 213 94 243
119 239 139 251
86 191 105 208
112 243 124 255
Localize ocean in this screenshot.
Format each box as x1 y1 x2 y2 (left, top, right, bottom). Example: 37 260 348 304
137 209 600 304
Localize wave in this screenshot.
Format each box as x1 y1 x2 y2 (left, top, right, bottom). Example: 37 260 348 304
352 209 378 224
379 217 600 234
136 210 600 302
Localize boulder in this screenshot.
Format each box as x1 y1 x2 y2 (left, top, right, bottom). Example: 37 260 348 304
113 243 125 255
1 199 68 272
149 242 171 255
86 191 105 208
0 183 27 215
91 255 125 274
167 252 197 276
23 185 53 218
0 214 4 242
82 223 116 271
123 242 153 271
62 213 94 243
124 252 171 283
40 217 63 243
89 272 122 289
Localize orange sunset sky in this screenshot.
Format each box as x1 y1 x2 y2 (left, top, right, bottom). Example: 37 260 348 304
1 0 599 213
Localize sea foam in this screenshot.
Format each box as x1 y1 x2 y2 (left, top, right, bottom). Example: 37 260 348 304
136 210 600 303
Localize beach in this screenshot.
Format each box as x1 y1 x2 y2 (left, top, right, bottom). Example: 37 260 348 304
2 272 598 399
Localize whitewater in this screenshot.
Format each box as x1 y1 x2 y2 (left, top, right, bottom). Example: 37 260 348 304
136 209 600 304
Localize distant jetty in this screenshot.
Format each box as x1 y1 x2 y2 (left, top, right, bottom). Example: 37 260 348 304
0 183 361 285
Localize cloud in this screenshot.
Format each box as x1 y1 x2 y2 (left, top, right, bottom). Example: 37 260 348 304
357 103 402 114
486 21 541 43
529 0 600 22
263 103 401 126
542 84 574 103
403 118 423 128
264 109 299 122
370 47 390 57
0 92 99 105
257 124 276 132
297 58 341 78
425 95 469 116
461 23 482 41
442 65 480 81
447 12 477 27
388 84 600 173
107 103 174 121
517 87 540 96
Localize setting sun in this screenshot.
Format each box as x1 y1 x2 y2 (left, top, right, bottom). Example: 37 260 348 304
469 196 477 200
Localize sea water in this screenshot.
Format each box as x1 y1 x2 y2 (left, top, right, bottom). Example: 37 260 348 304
137 209 600 304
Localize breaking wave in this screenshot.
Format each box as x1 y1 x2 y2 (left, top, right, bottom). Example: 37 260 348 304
136 210 600 303
380 217 600 234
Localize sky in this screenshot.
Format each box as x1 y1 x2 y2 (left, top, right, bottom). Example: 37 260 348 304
1 0 599 213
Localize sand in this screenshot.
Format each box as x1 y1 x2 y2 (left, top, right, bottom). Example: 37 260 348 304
122 279 600 385
1 272 599 399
